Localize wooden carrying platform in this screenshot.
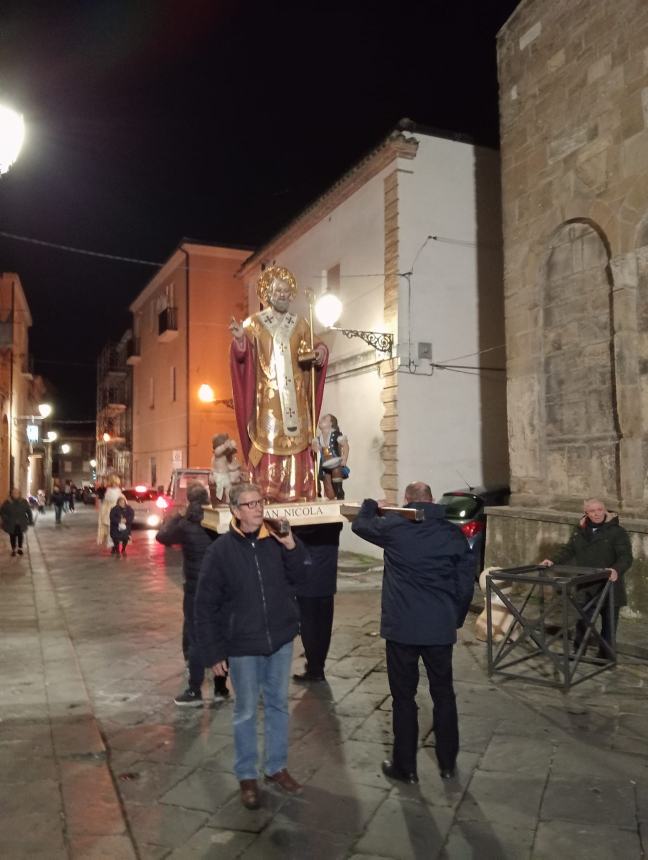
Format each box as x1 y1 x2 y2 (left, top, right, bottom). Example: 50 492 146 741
202 498 347 533
201 500 424 533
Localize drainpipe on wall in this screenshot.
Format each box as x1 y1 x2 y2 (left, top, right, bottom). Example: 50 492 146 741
180 246 190 469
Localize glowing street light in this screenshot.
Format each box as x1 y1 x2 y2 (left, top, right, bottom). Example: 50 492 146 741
46 431 58 442
61 443 71 454
102 432 111 442
89 459 97 468
198 383 215 403
0 105 25 175
314 293 343 328
313 291 394 354
37 403 52 419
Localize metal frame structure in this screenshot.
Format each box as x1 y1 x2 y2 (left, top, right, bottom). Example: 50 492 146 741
486 565 616 691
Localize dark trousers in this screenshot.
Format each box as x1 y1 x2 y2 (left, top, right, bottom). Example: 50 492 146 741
385 640 458 774
297 595 334 676
575 589 619 653
9 527 24 550
54 504 63 523
112 538 128 552
183 588 227 694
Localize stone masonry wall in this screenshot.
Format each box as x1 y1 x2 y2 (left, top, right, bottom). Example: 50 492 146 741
498 0 648 513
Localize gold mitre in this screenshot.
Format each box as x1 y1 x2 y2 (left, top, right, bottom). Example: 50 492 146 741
257 266 298 306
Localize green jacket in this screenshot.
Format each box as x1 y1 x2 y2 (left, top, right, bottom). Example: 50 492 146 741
552 513 633 606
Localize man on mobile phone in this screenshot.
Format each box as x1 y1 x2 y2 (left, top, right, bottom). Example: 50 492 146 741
194 482 310 810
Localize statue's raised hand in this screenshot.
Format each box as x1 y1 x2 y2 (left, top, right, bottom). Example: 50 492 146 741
229 317 245 341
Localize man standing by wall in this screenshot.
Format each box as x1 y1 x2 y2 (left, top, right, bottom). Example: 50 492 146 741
352 482 474 782
541 498 633 657
195 482 311 810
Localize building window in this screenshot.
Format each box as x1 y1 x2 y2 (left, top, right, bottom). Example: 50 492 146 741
326 264 341 293
149 377 155 409
170 366 176 402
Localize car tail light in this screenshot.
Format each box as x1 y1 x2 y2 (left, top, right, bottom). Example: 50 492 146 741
461 520 485 539
135 484 147 493
156 496 169 509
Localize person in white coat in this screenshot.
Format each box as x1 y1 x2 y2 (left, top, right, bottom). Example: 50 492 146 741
97 475 123 547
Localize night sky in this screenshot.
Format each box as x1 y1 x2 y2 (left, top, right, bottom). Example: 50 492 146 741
0 0 520 418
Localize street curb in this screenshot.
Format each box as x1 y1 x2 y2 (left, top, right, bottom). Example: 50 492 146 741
29 526 135 851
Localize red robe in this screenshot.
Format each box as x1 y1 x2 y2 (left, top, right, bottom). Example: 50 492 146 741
230 324 328 502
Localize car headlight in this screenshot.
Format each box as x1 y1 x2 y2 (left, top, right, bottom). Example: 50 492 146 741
146 514 161 528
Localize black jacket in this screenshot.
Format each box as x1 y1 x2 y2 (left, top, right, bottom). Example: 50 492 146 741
352 499 475 646
551 513 633 606
194 522 310 665
156 513 217 591
51 488 65 508
109 504 134 542
292 522 342 598
1 497 33 533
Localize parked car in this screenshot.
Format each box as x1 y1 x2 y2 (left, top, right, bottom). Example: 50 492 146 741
157 468 212 520
438 486 510 575
121 486 166 529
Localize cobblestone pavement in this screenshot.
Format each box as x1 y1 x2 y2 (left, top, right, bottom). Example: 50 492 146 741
1 507 647 859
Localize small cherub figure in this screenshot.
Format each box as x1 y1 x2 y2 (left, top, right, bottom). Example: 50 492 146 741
209 433 242 505
312 414 349 500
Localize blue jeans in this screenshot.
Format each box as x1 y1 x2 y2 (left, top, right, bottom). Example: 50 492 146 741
228 640 293 780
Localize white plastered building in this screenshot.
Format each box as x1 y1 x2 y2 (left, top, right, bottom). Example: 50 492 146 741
239 125 509 554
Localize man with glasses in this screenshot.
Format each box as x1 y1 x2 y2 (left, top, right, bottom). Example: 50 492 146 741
195 482 310 810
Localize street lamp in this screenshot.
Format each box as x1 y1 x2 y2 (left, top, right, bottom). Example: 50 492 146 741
38 403 52 419
89 459 97 468
47 430 58 442
0 104 25 175
61 443 71 454
314 292 394 353
197 383 234 409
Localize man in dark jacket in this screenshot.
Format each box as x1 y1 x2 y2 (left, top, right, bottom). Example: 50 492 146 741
156 483 226 706
352 482 474 784
1 488 34 556
194 482 311 810
541 498 633 657
292 522 343 683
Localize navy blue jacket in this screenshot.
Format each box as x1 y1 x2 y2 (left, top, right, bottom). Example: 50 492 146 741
292 522 342 598
352 499 474 646
156 513 217 592
194 522 311 665
109 503 134 542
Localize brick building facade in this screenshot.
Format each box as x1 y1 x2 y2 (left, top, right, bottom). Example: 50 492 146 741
488 0 648 613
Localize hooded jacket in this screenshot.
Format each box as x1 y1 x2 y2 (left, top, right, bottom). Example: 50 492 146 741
156 512 217 591
1 497 33 533
551 512 633 606
109 503 134 542
352 499 475 646
194 521 310 665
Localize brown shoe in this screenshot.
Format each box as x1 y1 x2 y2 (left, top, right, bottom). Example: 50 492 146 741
239 779 260 809
264 768 302 795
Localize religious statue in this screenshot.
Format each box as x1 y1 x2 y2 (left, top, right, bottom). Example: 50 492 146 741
313 413 350 500
229 266 328 502
208 432 242 505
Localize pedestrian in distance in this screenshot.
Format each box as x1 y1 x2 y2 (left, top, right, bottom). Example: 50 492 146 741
194 482 311 810
65 480 76 513
1 487 34 556
109 496 134 556
51 483 65 524
155 482 230 706
97 475 122 547
541 497 633 658
352 482 475 784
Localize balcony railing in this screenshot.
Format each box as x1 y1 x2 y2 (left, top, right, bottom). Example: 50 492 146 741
98 346 127 378
126 337 141 365
100 387 127 412
158 307 178 342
